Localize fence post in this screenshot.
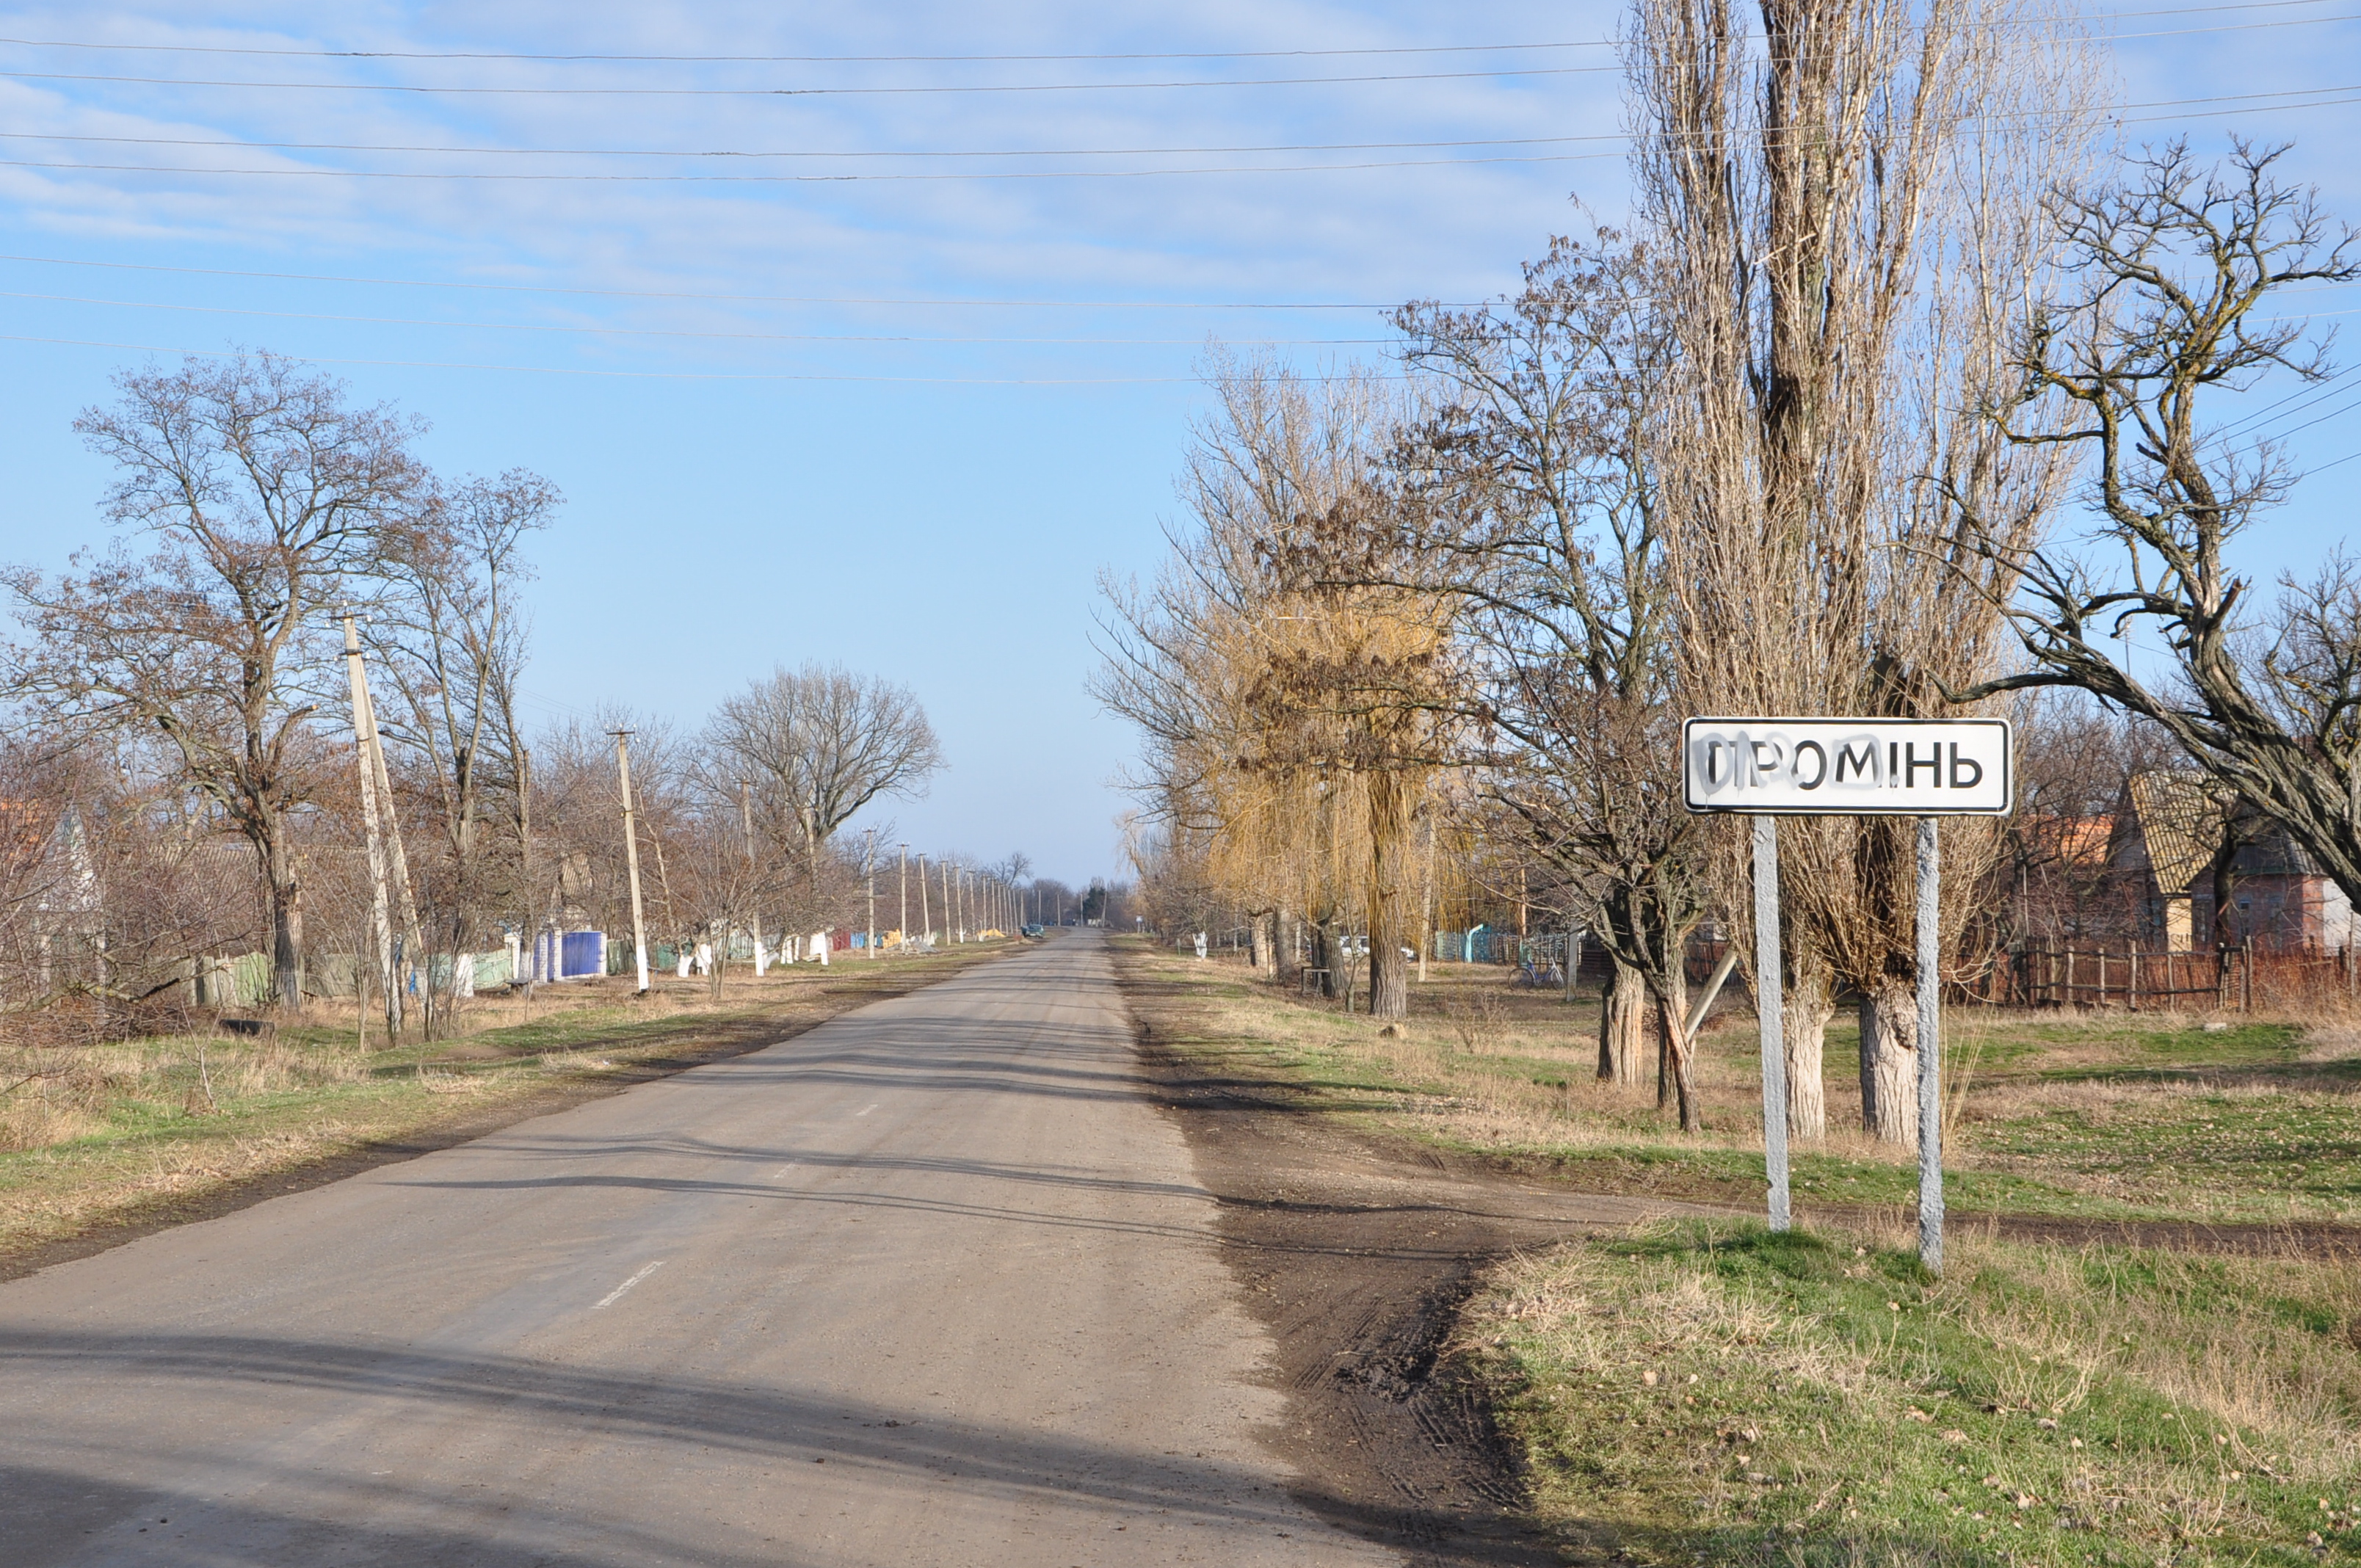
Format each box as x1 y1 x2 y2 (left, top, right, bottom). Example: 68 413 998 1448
2244 937 2254 1012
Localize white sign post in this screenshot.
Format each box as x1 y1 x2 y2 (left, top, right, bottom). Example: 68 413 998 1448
1682 718 2012 1272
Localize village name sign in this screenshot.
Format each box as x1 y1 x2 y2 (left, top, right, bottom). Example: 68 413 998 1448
1681 716 2014 1271
1683 717 2012 816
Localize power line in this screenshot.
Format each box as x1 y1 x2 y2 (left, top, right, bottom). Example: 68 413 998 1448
0 288 1390 345
0 62 1607 98
2 82 2354 184
2214 362 2361 435
18 11 2354 100
0 253 1430 310
0 1 2343 64
0 149 1608 182
0 128 1606 161
5 37 1600 65
0 331 1298 383
2257 384 2361 440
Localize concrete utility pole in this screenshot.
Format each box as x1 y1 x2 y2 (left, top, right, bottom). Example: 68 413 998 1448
866 827 878 959
898 843 908 952
611 730 653 994
741 781 764 976
341 610 397 1035
943 858 956 943
341 610 424 1028
1418 814 1435 985
359 675 425 1023
917 852 932 945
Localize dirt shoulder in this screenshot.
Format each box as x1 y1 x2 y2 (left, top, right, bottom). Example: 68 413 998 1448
1 943 1020 1283
1115 946 1727 1568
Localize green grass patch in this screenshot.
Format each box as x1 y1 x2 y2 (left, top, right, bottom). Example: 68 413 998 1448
1469 1220 2361 1567
1124 948 2361 1227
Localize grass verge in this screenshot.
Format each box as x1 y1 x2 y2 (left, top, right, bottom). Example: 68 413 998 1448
1464 1219 2361 1567
1114 943 2361 1227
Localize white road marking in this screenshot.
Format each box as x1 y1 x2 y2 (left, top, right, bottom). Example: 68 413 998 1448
855 1103 879 1117
592 1260 664 1310
769 1164 799 1181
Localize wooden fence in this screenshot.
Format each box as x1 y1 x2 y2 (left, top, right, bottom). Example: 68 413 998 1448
1962 940 2361 1012
1449 929 2359 1014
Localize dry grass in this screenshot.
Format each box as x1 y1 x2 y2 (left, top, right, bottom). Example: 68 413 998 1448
1465 1218 2361 1567
1139 947 2361 1224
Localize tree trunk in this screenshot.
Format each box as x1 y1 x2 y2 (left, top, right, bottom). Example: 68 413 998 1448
261 821 303 1011
1273 907 1299 982
1308 920 1340 998
1368 939 1407 1018
1782 967 1832 1141
1597 957 1649 1086
1860 983 1919 1147
1249 910 1273 971
1363 773 1412 1019
1655 967 1702 1133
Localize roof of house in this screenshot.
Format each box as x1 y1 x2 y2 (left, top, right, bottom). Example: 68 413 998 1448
2126 772 2222 895
2029 813 2117 868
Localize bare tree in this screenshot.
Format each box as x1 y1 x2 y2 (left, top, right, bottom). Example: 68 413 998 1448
367 469 558 1026
1628 0 2090 1144
1956 142 2361 910
1393 233 1715 1119
1098 357 1454 1018
705 666 943 897
3 354 429 1009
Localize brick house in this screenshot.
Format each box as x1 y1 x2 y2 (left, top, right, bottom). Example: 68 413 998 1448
2109 772 2356 953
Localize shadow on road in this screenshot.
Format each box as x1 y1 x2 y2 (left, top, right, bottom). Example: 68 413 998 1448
0 1326 1432 1564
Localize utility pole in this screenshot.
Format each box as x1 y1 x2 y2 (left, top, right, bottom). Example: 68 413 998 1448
359 683 425 1029
943 857 955 943
917 852 932 946
866 827 878 959
741 781 764 976
341 609 397 1037
343 611 424 1030
898 843 908 952
611 730 653 994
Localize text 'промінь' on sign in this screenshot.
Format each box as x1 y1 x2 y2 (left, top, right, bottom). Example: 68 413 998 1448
1680 717 2012 816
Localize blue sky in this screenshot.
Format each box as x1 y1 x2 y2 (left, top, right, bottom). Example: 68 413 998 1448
0 2 2356 884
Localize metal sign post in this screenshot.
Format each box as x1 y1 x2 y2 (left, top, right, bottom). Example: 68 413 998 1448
1752 816 1791 1232
1682 717 2012 1271
1915 817 1945 1271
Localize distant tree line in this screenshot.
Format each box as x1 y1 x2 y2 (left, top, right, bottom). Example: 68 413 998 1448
0 352 980 1048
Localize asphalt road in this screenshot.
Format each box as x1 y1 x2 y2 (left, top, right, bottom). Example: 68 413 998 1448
0 932 1401 1567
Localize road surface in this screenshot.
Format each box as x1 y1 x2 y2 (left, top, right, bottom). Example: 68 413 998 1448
0 933 1400 1567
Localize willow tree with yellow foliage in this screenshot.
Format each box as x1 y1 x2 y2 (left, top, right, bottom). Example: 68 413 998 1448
1097 357 1459 1018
